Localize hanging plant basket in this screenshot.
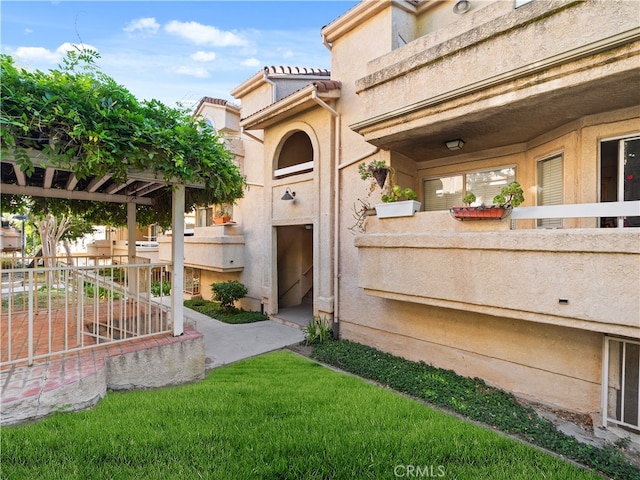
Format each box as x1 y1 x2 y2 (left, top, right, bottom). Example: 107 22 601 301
371 168 389 189
449 205 512 221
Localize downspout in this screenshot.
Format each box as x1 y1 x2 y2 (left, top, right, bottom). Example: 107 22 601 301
311 89 341 335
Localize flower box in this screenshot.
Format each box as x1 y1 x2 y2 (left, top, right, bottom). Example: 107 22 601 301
449 205 512 221
375 200 421 218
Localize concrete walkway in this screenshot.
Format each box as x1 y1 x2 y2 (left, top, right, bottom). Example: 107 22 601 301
183 307 306 371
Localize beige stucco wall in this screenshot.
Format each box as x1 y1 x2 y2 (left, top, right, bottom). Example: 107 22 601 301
339 302 603 417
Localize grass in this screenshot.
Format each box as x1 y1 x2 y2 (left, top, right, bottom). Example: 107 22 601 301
311 340 640 480
1 351 603 480
184 297 268 324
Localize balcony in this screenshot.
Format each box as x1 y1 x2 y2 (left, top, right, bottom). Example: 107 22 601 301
355 204 640 337
351 0 640 161
158 224 244 272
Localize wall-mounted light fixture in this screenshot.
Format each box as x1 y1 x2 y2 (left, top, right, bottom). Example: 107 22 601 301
281 187 296 201
445 139 465 151
453 0 471 14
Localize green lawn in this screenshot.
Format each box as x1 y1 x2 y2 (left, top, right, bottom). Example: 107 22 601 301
1 351 601 480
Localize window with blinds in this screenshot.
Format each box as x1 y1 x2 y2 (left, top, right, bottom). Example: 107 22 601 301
537 155 563 228
422 168 516 211
423 175 463 211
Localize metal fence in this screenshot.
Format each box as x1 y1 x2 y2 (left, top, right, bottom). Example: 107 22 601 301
1 257 172 366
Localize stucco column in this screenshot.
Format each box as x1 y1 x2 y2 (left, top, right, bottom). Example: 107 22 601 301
171 185 185 336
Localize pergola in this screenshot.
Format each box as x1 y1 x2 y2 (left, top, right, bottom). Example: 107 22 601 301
1 150 192 336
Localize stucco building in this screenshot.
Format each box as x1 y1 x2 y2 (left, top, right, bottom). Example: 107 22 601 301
164 0 640 436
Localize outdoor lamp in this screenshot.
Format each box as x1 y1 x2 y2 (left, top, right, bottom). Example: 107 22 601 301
445 139 465 151
281 188 296 201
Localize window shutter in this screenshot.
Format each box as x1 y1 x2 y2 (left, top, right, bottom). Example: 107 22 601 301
538 155 563 228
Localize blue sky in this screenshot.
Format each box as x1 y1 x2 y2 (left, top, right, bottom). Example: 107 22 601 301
1 1 358 108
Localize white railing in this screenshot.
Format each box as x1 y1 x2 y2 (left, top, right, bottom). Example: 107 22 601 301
0 259 172 367
511 200 640 225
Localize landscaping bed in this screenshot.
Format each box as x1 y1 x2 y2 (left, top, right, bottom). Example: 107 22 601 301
184 298 268 324
308 339 640 480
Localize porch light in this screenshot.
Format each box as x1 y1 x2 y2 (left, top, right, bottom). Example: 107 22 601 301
453 0 471 14
445 139 465 151
281 188 296 201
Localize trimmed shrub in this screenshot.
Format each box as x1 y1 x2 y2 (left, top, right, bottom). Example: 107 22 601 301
210 280 248 311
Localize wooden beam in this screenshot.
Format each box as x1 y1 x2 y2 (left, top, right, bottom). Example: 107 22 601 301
43 168 54 189
13 164 26 186
65 172 78 191
86 174 112 193
1 183 154 205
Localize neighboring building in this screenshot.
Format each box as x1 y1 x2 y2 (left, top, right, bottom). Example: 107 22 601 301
173 0 640 437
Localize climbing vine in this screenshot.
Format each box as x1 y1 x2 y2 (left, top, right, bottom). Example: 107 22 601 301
0 48 246 228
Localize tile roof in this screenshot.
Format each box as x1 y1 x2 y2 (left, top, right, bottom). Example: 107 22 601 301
313 80 342 92
264 66 330 76
193 96 240 114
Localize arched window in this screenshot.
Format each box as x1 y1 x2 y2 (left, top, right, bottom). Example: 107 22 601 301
274 131 314 178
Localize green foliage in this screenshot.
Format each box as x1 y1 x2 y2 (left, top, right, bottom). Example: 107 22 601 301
462 192 476 206
210 280 248 311
151 280 171 297
381 184 418 203
0 49 246 228
311 340 639 480
184 298 267 324
83 282 119 300
493 181 525 208
302 316 333 345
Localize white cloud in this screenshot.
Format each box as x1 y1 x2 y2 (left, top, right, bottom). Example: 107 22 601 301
241 58 261 67
11 42 98 65
191 51 216 62
165 21 248 47
124 17 160 34
24 28 32 34
173 65 210 78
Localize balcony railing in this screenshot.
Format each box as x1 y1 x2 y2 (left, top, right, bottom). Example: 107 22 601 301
511 201 640 226
1 256 172 367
